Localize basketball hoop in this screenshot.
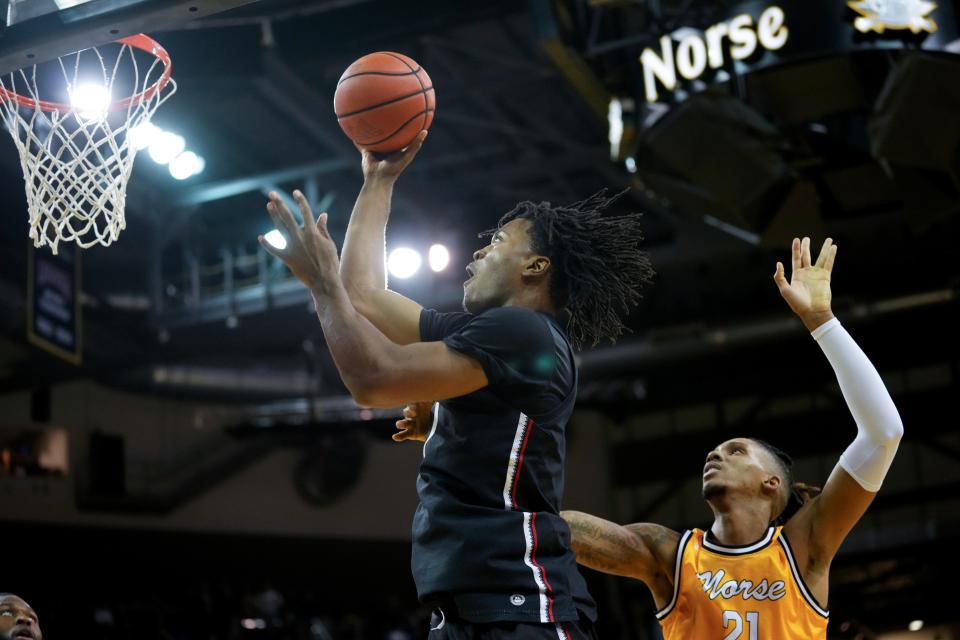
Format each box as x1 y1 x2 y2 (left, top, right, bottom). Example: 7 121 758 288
0 34 175 253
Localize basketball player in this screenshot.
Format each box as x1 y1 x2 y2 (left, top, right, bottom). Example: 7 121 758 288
558 237 904 638
258 131 653 639
0 594 42 640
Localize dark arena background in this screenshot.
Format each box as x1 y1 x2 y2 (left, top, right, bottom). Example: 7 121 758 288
0 0 958 638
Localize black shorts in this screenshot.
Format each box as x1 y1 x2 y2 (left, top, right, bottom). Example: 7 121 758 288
427 609 598 639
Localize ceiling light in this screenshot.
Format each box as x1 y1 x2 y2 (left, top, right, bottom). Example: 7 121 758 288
428 244 450 272
387 247 421 279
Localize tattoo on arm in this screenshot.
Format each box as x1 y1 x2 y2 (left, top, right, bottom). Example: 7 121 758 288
564 511 655 579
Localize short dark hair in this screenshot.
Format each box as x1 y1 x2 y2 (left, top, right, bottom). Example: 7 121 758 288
489 189 654 349
750 438 804 524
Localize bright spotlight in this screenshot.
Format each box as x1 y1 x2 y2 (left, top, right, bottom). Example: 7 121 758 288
129 121 160 151
608 97 624 161
148 130 185 164
168 151 205 180
69 83 111 121
428 244 450 272
908 620 924 631
387 248 421 279
264 229 287 250
240 618 266 630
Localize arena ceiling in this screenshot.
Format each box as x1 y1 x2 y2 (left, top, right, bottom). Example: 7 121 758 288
0 1 956 633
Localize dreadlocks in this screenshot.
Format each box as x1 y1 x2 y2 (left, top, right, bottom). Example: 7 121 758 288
487 189 654 350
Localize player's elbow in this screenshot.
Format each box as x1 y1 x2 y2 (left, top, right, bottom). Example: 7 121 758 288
880 412 904 445
349 387 386 409
890 416 904 442
345 375 402 409
343 285 373 313
344 289 388 328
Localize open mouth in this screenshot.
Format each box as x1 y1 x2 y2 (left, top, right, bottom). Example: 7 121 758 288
13 629 35 640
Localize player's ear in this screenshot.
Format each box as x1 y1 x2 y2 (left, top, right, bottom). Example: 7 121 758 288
762 473 782 496
523 255 550 277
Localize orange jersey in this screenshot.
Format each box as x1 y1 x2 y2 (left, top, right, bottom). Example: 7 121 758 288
656 526 828 639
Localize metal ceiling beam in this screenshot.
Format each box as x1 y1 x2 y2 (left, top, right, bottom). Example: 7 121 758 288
472 148 610 185
177 158 352 207
0 0 260 76
442 110 596 151
159 0 376 30
177 145 508 208
611 387 955 486
152 276 466 329
260 185 299 217
419 35 559 77
580 288 958 380
255 48 358 159
316 190 337 213
530 0 612 121
425 41 580 201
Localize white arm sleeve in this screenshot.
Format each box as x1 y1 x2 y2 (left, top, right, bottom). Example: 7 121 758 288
812 317 904 492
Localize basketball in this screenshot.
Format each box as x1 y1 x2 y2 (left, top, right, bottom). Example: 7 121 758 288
334 52 435 154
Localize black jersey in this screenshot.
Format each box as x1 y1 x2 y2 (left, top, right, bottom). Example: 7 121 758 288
412 306 597 624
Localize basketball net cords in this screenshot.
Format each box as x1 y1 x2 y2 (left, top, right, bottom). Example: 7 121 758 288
0 43 175 253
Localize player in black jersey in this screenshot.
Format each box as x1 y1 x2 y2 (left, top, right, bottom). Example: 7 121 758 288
0 594 42 640
259 131 652 639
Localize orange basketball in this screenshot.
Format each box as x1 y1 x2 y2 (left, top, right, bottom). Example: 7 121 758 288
334 52 435 154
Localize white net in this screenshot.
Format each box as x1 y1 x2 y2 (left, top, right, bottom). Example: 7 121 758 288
0 35 175 254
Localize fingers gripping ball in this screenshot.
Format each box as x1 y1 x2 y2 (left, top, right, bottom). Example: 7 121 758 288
334 52 435 153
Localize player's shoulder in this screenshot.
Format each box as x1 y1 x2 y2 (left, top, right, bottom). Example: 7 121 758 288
419 307 473 342
471 306 558 338
626 522 681 538
626 523 683 573
475 305 547 323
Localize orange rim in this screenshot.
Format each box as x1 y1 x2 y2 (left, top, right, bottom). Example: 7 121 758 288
0 33 173 112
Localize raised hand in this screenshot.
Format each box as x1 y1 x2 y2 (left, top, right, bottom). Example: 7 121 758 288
393 402 434 443
259 190 341 297
773 237 837 332
358 130 428 184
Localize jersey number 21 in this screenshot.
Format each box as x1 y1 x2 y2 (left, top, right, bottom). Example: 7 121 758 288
723 611 759 640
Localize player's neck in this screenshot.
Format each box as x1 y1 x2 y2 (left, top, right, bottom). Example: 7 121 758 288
707 500 772 546
503 285 557 315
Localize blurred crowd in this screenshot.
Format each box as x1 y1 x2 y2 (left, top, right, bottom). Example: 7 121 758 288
35 580 431 640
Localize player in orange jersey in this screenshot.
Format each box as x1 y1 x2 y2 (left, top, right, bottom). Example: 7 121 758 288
558 237 904 639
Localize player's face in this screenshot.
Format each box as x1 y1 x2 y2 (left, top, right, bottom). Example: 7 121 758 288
701 438 770 502
0 596 42 640
463 218 538 314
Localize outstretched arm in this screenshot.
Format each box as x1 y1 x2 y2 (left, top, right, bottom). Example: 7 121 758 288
777 238 904 567
339 132 428 345
562 511 679 608
260 190 488 408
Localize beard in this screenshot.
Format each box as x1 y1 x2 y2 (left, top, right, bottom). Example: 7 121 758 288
702 481 726 501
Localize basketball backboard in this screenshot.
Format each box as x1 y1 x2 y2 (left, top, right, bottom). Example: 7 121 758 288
0 0 258 75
